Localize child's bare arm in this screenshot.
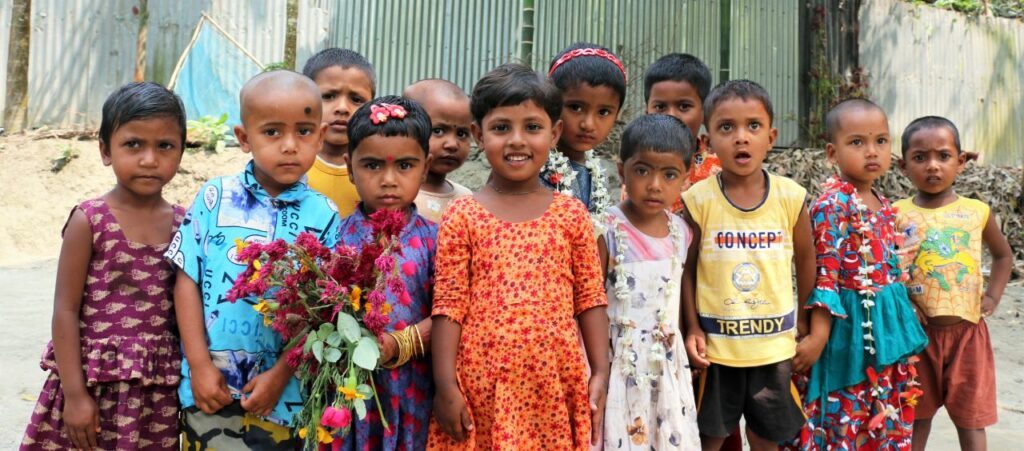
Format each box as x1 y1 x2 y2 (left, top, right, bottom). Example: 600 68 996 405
981 213 1013 316
793 205 817 338
680 207 709 368
432 316 473 441
52 209 100 449
597 235 610 276
579 305 610 445
174 270 232 413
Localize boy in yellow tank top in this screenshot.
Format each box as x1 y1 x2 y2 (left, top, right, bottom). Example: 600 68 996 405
895 116 1013 451
680 80 816 450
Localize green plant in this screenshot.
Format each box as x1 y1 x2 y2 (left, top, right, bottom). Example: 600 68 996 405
186 113 230 152
50 142 79 173
803 6 871 147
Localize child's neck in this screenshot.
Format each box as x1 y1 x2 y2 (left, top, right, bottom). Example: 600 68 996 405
319 145 348 166
107 185 168 210
619 201 669 238
913 188 958 209
718 168 767 210
422 172 453 194
556 146 589 164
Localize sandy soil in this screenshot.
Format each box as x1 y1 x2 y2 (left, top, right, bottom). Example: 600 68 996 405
0 135 1021 449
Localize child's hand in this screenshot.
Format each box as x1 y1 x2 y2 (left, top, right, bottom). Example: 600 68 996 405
378 332 397 366
434 382 473 442
62 392 99 450
588 371 609 446
981 295 999 318
240 362 293 417
685 331 710 369
191 362 233 414
792 334 827 373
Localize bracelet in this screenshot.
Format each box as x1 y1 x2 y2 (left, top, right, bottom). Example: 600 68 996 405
412 324 426 358
381 327 415 369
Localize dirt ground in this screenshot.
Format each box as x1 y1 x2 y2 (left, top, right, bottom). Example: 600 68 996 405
0 135 1021 449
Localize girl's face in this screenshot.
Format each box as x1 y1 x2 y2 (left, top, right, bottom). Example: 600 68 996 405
558 83 620 154
101 117 183 199
314 66 374 150
619 149 687 218
825 108 892 192
344 135 429 214
472 101 562 188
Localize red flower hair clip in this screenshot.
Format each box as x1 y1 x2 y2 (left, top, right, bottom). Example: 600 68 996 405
370 103 407 125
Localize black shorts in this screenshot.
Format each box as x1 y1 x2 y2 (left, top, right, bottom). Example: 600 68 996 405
696 359 805 442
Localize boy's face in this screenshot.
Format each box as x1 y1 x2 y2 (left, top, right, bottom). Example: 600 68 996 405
344 135 429 214
706 98 776 178
646 80 703 138
314 66 374 150
825 108 892 190
898 126 964 196
472 100 562 185
558 83 620 153
235 91 324 197
421 94 473 176
618 149 687 218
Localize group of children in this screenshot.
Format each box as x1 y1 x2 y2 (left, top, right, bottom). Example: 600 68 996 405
19 43 1013 451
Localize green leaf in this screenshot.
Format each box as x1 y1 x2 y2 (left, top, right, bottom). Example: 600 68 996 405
352 337 380 370
326 331 342 347
356 384 374 399
317 323 334 340
303 331 317 353
217 112 228 124
336 312 361 343
324 347 342 363
311 340 324 362
354 399 367 420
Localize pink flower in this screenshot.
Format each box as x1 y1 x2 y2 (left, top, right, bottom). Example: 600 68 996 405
374 253 396 274
321 405 352 429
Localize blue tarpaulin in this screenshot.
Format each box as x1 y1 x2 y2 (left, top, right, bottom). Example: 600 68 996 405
170 16 263 129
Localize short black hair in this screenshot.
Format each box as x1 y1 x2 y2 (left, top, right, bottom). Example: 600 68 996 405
703 79 773 127
470 63 562 124
347 95 431 155
644 53 712 103
620 114 695 167
301 48 377 97
99 82 186 148
901 115 962 156
825 98 887 142
548 42 627 108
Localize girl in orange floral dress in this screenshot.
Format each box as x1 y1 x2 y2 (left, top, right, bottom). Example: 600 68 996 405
427 63 611 450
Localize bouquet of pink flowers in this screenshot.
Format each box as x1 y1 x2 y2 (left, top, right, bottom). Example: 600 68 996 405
227 209 406 449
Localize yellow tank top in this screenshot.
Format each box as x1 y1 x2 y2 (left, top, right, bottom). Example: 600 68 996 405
306 156 360 217
681 172 806 367
895 196 988 323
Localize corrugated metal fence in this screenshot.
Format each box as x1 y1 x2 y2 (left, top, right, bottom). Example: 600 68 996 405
860 0 1024 166
0 0 11 123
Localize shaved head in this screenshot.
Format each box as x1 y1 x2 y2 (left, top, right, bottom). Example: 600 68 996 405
402 78 468 106
239 70 322 125
825 98 887 142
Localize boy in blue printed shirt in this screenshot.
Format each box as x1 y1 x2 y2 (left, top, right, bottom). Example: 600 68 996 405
166 70 340 449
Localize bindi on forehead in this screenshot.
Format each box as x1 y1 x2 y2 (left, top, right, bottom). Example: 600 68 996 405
304 106 313 115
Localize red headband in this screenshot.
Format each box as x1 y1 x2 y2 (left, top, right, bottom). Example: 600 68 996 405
548 48 627 83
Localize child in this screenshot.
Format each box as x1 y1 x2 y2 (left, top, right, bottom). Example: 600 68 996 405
21 82 186 450
643 53 721 210
680 80 816 451
427 64 610 450
403 78 474 223
599 114 701 450
895 116 1013 451
302 48 376 217
337 96 437 450
792 99 928 449
166 71 340 449
542 42 626 223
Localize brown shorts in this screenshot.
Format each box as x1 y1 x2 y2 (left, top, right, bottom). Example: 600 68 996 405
915 319 997 429
696 359 805 442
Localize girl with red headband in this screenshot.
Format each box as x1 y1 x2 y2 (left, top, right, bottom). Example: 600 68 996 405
542 42 627 235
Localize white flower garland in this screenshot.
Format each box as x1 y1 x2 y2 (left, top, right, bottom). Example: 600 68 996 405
608 211 682 384
542 151 613 234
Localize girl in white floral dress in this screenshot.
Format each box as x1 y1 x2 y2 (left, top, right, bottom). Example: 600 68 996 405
598 115 701 450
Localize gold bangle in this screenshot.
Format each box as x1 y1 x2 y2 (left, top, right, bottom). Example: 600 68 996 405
381 330 411 369
413 324 426 358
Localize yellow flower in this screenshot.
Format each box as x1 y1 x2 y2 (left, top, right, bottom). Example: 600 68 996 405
298 426 308 439
381 303 392 315
349 286 362 311
317 425 334 444
234 238 249 254
337 385 366 401
249 260 263 283
253 299 270 314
